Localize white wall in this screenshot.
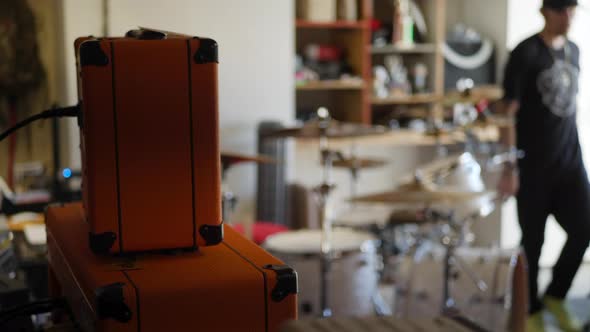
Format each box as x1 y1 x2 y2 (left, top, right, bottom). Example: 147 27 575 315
506 0 544 49
59 0 295 221
59 0 104 170
447 0 510 83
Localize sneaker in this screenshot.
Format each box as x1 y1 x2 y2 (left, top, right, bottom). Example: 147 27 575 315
526 311 545 332
543 295 582 332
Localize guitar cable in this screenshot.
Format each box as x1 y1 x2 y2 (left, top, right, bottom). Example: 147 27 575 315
0 105 80 143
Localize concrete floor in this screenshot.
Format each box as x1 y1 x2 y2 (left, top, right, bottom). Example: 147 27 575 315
381 262 590 331
539 263 590 331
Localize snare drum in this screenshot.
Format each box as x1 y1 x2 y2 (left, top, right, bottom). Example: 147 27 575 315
264 229 379 317
393 247 527 332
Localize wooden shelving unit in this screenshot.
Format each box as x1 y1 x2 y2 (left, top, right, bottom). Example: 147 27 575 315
296 20 367 30
296 80 365 91
295 0 372 124
370 0 447 124
294 0 446 125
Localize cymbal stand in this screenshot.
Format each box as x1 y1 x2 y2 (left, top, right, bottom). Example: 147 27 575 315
348 142 360 208
313 107 337 318
431 119 449 158
427 209 488 315
221 163 237 223
221 188 237 223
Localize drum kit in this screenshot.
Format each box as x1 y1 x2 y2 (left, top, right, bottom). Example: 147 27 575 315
226 102 525 330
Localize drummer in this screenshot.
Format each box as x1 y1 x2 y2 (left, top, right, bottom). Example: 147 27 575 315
497 0 590 330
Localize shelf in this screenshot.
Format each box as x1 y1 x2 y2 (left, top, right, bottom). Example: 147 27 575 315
296 80 365 91
296 20 367 30
371 93 442 105
371 43 438 55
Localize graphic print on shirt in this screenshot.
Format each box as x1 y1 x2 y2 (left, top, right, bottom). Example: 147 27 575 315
536 59 579 117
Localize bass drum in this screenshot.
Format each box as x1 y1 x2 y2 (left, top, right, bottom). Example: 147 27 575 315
264 228 379 317
393 247 527 332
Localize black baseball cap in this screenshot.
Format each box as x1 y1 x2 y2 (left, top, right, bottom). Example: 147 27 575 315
543 0 578 9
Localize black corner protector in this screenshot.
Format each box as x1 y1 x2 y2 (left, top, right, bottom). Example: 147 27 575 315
95 283 132 323
89 232 117 255
194 38 218 64
79 40 109 67
199 224 223 246
263 265 298 302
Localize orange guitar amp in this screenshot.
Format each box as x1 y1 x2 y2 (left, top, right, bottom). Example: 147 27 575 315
47 203 298 332
74 28 222 254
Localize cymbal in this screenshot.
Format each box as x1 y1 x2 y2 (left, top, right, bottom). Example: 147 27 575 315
332 157 387 170
474 114 515 128
350 189 489 206
264 119 388 139
422 126 459 138
350 180 490 206
443 85 504 106
403 152 469 182
220 152 275 167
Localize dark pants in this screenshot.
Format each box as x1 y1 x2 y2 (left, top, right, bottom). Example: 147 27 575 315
517 165 590 314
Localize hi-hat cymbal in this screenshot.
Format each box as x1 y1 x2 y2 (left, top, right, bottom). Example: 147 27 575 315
264 118 388 139
332 157 388 170
221 152 275 167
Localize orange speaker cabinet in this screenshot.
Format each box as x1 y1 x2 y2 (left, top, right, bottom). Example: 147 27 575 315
46 203 298 332
74 28 222 254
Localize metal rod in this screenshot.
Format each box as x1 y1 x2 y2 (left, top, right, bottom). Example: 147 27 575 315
442 244 455 312
316 107 335 317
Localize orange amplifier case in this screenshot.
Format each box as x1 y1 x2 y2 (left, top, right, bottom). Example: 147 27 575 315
46 203 298 332
74 28 222 254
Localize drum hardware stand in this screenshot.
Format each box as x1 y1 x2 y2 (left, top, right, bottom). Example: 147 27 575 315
312 107 338 318
426 209 489 315
221 189 238 223
221 164 237 223
347 142 360 209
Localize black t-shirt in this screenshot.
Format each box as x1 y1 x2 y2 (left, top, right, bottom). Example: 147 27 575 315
503 34 582 175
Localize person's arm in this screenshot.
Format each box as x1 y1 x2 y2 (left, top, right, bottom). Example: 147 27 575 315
497 45 525 198
498 99 519 158
496 99 519 199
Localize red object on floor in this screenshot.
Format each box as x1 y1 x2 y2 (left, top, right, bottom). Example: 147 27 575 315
231 222 289 245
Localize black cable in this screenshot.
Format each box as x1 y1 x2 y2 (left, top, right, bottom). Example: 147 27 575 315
0 297 69 324
0 297 82 331
0 105 79 143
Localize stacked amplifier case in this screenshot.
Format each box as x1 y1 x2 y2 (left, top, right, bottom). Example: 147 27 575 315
75 30 222 255
44 29 297 331
47 203 297 332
